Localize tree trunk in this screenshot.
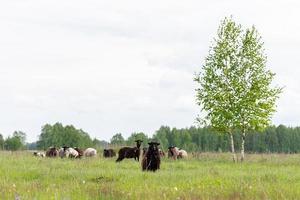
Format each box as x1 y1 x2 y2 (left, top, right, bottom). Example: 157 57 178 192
241 130 246 162
229 132 237 163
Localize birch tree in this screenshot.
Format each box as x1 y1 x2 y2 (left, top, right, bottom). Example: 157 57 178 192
195 17 242 162
235 27 282 161
195 17 282 162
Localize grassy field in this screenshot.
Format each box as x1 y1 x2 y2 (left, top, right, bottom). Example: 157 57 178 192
1 152 300 200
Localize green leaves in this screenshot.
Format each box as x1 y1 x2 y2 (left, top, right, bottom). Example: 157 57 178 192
195 17 282 134
37 122 93 149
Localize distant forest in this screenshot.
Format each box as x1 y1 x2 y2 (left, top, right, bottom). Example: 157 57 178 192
152 125 300 153
1 123 300 153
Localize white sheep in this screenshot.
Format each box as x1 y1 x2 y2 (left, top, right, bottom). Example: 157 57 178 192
59 147 79 158
178 149 188 159
33 152 45 157
168 146 188 159
84 148 97 157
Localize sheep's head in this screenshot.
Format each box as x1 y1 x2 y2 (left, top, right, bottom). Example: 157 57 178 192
62 146 69 151
148 142 160 151
135 140 143 148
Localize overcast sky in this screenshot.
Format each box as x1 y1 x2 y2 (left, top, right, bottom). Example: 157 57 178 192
1 0 300 142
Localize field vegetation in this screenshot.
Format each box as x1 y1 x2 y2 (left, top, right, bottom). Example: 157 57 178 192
1 151 300 200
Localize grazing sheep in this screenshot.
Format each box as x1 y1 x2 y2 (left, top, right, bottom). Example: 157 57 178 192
168 146 176 159
103 149 116 158
168 146 188 160
58 147 65 158
46 147 58 157
74 147 84 158
58 146 79 158
65 147 79 158
178 149 188 159
142 142 161 172
84 148 97 157
33 151 45 157
159 149 165 157
116 140 143 162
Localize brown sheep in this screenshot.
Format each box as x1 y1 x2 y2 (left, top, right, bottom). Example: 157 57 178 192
46 147 58 157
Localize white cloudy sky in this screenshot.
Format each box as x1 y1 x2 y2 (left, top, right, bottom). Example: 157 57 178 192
0 0 299 142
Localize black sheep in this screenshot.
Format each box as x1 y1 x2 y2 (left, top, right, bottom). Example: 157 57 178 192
143 147 164 157
103 149 116 157
142 142 161 172
116 140 143 162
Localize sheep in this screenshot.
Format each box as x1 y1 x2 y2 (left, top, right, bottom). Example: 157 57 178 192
168 146 188 160
159 149 165 157
143 147 165 157
167 146 176 159
142 142 161 172
58 147 65 158
74 147 84 158
116 140 143 162
103 149 116 158
178 149 188 159
142 147 148 156
58 146 79 158
66 147 79 158
84 148 97 157
33 151 45 157
46 147 58 157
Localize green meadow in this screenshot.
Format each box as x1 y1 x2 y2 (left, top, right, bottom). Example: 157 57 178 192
1 151 300 200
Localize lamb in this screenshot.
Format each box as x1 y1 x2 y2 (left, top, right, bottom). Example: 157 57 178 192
116 140 143 162
142 142 161 172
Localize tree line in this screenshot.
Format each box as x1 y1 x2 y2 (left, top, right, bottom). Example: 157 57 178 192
0 123 107 151
35 122 112 150
2 123 300 153
109 125 300 154
0 131 27 151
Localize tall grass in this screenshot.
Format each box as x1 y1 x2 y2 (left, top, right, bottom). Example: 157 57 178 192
1 151 300 199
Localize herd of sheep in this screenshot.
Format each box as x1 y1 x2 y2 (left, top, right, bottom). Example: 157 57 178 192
33 140 188 172
33 147 97 158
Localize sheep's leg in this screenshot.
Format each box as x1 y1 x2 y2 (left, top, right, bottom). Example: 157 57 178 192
116 156 123 162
